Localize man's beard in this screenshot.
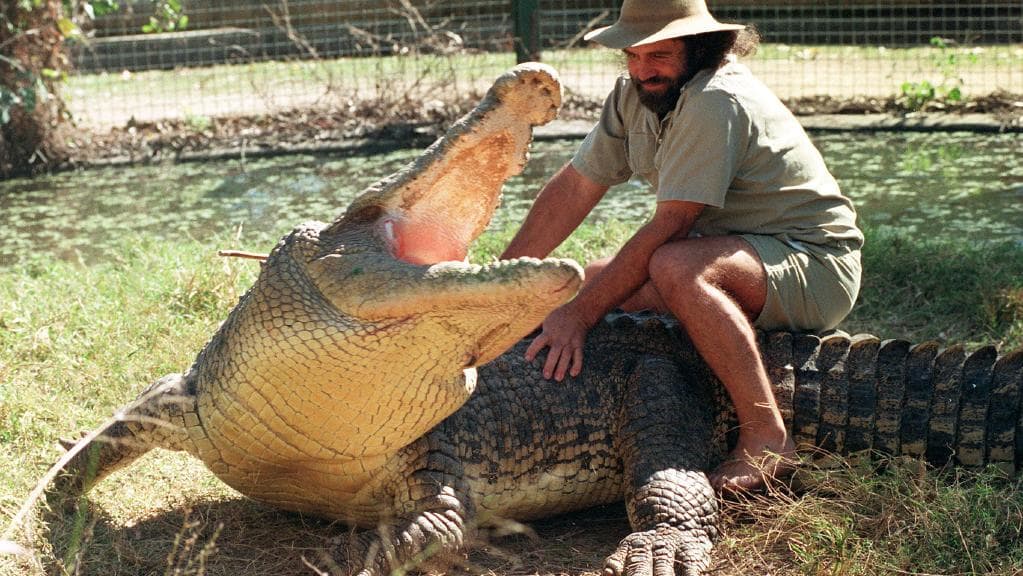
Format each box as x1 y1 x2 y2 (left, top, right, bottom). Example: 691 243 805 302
635 74 687 117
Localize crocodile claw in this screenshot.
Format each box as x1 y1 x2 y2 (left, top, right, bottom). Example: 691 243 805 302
604 524 714 576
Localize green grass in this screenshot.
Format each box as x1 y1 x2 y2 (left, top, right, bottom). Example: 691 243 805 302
848 226 1023 348
1 223 1022 574
0 235 257 484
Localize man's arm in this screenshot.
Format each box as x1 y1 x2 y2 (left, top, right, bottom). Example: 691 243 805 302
500 162 609 260
526 200 704 381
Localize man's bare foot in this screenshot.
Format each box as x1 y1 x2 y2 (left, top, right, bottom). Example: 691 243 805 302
709 435 797 494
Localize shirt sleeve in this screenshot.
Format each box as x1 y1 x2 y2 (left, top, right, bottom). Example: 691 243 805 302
570 80 633 187
655 88 750 207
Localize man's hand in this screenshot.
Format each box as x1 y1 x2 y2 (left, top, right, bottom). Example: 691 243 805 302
521 199 702 383
525 303 592 381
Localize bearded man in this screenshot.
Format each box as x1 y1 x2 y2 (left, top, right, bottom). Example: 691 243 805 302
501 0 863 492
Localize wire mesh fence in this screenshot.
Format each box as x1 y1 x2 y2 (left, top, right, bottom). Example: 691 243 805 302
64 1 1023 128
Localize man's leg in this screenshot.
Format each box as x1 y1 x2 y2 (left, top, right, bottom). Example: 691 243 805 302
586 237 796 492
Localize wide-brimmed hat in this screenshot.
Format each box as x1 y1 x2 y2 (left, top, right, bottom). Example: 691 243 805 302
584 0 744 49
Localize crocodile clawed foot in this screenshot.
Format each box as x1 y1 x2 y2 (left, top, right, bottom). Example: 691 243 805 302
322 527 450 576
603 524 714 576
313 531 382 576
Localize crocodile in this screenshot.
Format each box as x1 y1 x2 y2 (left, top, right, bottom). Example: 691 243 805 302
47 62 1023 576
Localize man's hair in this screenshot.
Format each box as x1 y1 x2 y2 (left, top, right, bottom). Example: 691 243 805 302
683 26 760 75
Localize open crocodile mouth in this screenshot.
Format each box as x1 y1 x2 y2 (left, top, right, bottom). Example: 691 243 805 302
374 128 514 266
305 63 581 366
233 64 579 328
338 63 562 268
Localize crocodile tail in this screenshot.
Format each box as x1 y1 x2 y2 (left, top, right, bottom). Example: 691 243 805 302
49 372 198 499
762 332 1023 473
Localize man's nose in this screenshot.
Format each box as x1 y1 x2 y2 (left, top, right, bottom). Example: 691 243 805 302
631 61 656 82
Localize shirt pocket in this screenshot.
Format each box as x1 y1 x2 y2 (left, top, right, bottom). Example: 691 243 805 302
626 130 658 180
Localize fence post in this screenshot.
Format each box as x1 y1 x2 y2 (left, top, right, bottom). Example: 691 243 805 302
512 0 540 63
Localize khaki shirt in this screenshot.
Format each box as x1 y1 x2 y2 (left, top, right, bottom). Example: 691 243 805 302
572 58 863 249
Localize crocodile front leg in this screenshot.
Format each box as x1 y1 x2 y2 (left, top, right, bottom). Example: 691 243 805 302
607 357 718 576
50 372 199 500
326 431 476 576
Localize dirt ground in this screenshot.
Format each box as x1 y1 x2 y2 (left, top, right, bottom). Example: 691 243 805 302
22 450 809 576
60 86 1022 172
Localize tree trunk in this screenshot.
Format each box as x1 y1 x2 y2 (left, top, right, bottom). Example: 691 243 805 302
0 0 70 178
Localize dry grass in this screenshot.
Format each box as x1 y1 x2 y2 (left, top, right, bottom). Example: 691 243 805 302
3 449 622 576
7 450 1022 575
714 454 1023 575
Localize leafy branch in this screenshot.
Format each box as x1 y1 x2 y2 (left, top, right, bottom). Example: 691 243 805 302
142 0 187 34
1 1 187 127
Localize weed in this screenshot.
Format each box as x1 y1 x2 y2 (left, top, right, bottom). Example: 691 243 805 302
165 509 223 576
898 37 979 111
898 79 939 111
184 114 212 134
142 0 189 34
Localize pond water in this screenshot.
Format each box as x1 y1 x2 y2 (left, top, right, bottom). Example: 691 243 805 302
0 131 1020 267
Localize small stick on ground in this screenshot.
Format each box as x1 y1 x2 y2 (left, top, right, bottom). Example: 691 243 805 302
217 250 268 262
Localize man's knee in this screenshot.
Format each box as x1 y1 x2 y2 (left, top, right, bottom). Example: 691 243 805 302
582 256 614 286
648 238 767 319
648 242 703 299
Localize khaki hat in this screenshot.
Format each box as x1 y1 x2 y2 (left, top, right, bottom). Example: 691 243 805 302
584 0 744 49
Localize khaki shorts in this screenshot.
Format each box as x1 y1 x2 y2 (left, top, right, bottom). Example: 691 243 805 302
741 234 862 332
